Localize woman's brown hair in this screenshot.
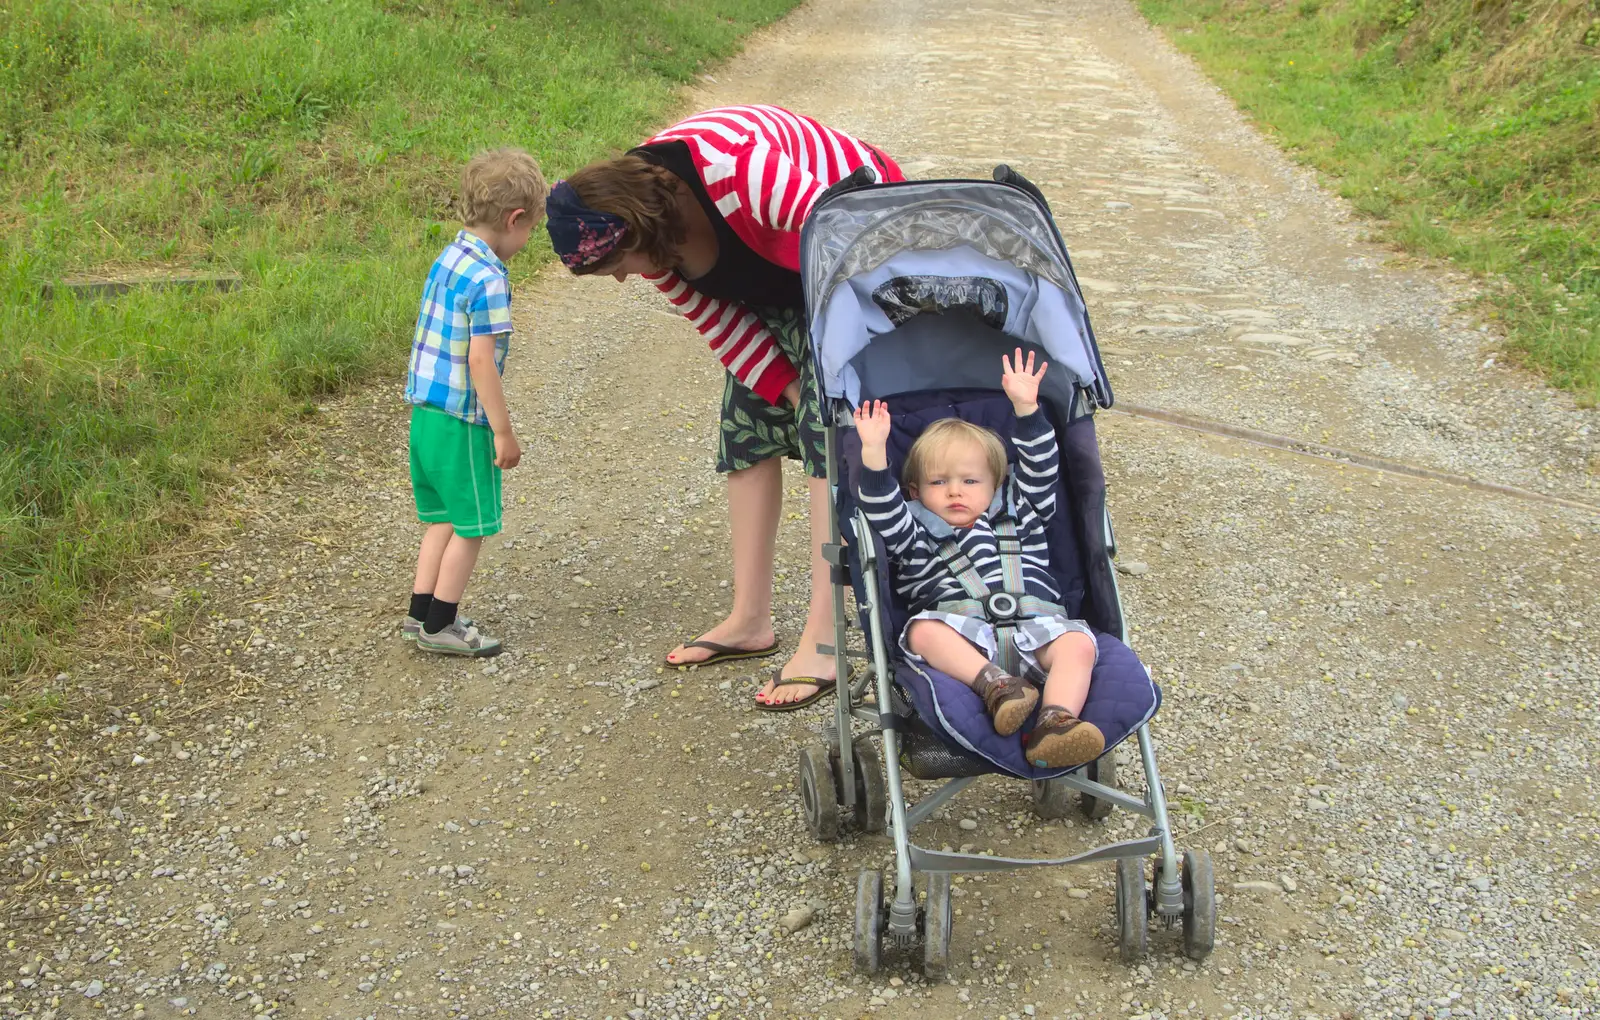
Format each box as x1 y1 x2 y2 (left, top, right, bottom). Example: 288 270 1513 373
564 156 686 274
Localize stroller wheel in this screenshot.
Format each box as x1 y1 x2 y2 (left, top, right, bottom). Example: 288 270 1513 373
1030 776 1073 820
921 872 953 982
1080 751 1120 820
1114 855 1149 964
798 745 840 840
1181 850 1216 960
851 736 887 834
853 868 884 975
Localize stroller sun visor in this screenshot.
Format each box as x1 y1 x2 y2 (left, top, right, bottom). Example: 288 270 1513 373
815 247 1097 409
801 180 1112 410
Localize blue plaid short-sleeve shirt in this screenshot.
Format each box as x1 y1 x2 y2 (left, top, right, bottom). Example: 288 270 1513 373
405 231 513 426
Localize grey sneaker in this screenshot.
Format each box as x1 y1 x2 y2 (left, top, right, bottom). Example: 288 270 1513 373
415 619 501 658
402 614 474 641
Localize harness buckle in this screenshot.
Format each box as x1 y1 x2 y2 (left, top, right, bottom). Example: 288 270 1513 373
984 591 1021 622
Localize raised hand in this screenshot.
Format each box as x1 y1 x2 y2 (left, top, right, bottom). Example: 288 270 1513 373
854 400 892 470
1001 347 1049 416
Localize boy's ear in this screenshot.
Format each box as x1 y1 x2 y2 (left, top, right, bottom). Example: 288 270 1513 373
906 482 920 502
507 207 528 229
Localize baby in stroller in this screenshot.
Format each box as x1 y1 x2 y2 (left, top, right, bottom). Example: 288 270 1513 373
791 166 1215 972
854 348 1104 769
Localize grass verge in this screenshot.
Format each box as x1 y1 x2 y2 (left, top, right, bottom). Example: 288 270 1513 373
1136 0 1600 403
1 0 798 683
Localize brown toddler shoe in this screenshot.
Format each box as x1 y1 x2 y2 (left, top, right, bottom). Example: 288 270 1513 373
1024 705 1105 769
972 663 1040 736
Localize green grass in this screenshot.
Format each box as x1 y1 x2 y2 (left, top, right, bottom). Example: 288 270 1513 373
1137 0 1600 402
0 0 798 680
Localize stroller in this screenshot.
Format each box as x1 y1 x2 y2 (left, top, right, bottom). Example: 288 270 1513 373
793 165 1216 975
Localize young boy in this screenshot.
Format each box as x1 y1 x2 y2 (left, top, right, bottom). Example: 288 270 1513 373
854 350 1105 768
402 148 547 657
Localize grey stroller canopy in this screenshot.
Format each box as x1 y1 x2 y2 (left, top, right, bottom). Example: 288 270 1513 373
802 179 1113 412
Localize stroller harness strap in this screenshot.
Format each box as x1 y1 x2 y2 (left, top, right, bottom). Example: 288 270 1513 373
933 517 1066 674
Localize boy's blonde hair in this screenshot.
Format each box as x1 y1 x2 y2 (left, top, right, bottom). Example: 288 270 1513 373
903 418 1008 489
461 147 548 228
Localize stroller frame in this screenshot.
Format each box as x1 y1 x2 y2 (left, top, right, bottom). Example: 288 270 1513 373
794 166 1214 973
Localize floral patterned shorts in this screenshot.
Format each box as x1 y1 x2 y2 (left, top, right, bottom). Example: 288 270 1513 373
716 306 827 479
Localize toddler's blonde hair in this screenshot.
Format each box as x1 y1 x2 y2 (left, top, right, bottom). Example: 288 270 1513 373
902 418 1008 489
461 147 548 228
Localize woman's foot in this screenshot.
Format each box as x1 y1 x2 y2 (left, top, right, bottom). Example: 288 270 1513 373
1023 705 1104 769
665 619 776 667
755 631 838 707
971 663 1040 736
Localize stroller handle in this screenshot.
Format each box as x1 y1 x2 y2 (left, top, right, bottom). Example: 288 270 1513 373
993 164 1052 214
818 164 880 205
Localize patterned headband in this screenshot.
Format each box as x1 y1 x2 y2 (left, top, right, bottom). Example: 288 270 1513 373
545 180 628 271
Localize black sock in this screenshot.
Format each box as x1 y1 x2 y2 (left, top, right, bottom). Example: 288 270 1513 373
423 598 458 636
409 592 433 622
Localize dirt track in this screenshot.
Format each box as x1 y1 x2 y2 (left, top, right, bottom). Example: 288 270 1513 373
5 0 1598 1017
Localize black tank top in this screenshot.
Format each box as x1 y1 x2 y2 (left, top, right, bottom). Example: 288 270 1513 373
630 140 804 311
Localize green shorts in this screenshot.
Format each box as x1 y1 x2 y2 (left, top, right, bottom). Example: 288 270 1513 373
409 405 503 538
716 306 827 479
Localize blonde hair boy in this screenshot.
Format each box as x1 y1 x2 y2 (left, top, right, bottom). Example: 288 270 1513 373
853 350 1106 771
461 148 549 229
401 146 547 658
903 418 1009 491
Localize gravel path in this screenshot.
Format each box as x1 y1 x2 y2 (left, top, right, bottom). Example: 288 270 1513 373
5 0 1597 1017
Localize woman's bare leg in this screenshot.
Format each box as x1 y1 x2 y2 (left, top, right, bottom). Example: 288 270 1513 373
758 476 843 705
665 458 781 664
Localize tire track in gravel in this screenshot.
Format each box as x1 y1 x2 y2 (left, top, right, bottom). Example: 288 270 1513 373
5 0 1596 1018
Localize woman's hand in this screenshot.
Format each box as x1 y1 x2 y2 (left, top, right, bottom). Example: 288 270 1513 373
854 400 892 471
781 380 804 410
1001 347 1048 416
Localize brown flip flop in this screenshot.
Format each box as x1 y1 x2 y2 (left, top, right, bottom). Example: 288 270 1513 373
664 637 781 669
753 672 838 712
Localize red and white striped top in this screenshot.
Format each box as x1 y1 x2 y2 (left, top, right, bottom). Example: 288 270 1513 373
641 105 902 405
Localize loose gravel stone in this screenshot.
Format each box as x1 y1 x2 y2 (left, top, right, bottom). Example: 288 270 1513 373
780 906 815 933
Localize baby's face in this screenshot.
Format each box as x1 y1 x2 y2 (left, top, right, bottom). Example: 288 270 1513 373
908 443 998 529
